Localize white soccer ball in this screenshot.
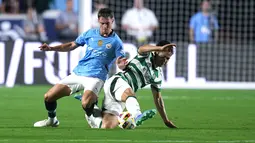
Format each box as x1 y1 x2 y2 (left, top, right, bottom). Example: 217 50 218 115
118 111 136 129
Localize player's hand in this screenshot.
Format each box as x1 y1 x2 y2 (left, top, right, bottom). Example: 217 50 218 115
161 43 176 52
39 43 52 51
164 120 177 128
116 56 128 70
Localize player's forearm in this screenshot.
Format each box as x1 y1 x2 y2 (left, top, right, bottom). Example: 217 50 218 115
153 95 169 122
51 42 77 52
189 28 194 43
138 45 163 54
151 87 169 122
55 24 68 30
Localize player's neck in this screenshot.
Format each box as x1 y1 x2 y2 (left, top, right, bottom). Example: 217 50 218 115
202 11 209 16
100 29 113 37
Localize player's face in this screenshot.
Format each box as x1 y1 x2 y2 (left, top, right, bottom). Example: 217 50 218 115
98 17 114 37
154 51 172 67
202 1 211 12
134 0 143 9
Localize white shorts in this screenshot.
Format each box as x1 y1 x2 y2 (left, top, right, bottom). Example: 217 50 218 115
58 73 104 96
102 75 131 116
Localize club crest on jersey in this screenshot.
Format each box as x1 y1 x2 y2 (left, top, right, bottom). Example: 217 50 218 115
98 40 103 46
106 43 112 49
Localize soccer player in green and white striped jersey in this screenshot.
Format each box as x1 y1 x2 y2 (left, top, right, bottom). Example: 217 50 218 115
75 40 177 129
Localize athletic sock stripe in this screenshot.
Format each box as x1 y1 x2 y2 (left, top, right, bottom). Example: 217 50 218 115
99 121 102 128
126 96 137 100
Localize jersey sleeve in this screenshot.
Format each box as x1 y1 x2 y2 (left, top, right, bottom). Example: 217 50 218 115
75 30 90 46
151 78 162 92
115 41 125 58
150 54 162 91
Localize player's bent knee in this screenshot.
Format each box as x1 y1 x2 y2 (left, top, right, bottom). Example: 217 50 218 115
121 88 135 102
44 93 51 102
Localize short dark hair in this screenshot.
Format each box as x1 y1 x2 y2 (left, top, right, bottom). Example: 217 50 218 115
98 8 114 18
156 40 173 53
156 40 170 46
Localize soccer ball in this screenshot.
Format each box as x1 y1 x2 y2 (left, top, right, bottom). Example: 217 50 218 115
118 111 136 129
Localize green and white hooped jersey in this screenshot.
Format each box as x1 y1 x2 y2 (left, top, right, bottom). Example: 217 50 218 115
116 52 162 92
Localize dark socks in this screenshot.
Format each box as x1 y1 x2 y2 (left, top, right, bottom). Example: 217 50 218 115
83 103 95 116
44 100 57 118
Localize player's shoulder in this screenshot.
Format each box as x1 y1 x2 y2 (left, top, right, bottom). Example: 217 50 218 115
79 28 98 37
112 32 123 44
124 8 137 15
142 7 155 14
87 28 98 34
192 12 203 19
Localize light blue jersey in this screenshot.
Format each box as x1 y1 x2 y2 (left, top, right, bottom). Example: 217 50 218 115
190 12 219 43
73 28 125 81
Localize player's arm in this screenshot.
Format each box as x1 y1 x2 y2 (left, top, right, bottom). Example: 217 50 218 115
189 28 195 43
39 41 79 52
138 43 176 55
116 56 128 70
55 23 69 30
115 42 128 70
189 16 195 43
151 85 177 128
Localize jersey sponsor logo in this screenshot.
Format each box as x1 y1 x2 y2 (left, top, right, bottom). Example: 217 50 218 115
98 40 103 46
106 43 112 49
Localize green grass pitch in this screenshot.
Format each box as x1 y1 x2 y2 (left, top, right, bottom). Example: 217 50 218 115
0 86 255 143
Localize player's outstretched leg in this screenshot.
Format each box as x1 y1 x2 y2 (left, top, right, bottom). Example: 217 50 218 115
33 100 60 127
34 100 60 127
33 84 71 127
135 109 157 126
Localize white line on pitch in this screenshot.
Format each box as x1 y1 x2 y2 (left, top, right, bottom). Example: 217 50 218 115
45 139 255 143
1 139 255 143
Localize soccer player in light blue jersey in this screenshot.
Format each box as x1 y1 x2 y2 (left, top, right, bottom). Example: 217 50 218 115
34 8 127 127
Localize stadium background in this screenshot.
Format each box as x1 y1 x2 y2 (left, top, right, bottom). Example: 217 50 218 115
0 0 254 88
0 0 255 142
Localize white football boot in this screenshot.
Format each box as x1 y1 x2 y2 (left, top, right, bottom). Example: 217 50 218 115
85 114 98 128
85 105 102 128
34 118 60 127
